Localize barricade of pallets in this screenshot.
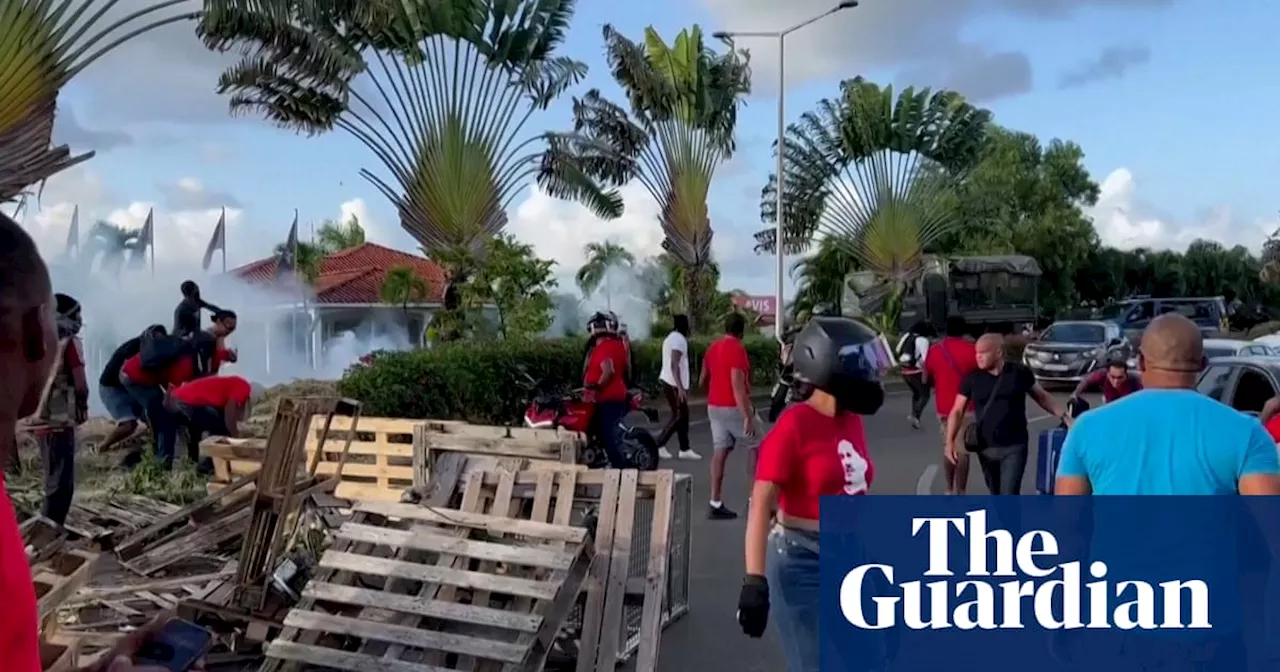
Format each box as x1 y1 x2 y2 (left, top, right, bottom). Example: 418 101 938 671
260 466 594 671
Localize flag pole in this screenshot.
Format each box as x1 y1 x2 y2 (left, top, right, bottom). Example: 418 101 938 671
221 207 227 273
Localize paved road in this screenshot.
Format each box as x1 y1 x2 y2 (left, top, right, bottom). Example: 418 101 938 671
624 385 1101 671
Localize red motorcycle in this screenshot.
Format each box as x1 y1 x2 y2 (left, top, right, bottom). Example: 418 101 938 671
521 374 661 470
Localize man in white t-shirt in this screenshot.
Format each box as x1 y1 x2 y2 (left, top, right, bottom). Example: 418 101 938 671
656 315 700 460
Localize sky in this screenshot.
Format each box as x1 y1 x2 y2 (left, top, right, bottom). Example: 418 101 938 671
13 0 1280 299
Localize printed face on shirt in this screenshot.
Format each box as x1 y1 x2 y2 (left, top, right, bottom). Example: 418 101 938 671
838 439 870 495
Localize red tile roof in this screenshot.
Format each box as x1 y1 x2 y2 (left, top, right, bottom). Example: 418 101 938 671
231 242 446 304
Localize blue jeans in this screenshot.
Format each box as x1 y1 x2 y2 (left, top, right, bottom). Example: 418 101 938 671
592 400 629 468
767 526 821 672
121 377 176 467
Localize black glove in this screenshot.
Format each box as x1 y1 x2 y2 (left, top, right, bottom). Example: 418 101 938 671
737 574 770 638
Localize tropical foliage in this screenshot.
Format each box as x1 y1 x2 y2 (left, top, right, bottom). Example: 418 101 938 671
574 241 634 308
547 24 751 330
757 78 990 327
316 214 365 252
201 0 621 317
82 221 145 274
378 264 430 340
273 240 323 283
0 0 199 201
463 234 557 339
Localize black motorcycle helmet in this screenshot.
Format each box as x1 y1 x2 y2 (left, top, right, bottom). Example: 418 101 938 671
54 292 82 338
586 311 615 335
790 316 886 415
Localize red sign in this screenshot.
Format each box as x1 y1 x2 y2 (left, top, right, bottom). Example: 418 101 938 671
732 295 777 316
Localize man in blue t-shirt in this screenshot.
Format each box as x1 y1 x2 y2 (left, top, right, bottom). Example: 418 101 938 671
1057 314 1280 495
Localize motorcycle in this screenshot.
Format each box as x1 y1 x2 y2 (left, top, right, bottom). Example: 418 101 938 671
521 373 661 470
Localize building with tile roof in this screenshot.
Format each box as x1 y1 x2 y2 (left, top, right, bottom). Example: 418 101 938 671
231 242 446 349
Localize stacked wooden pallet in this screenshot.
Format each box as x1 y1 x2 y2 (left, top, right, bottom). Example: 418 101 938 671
261 466 594 671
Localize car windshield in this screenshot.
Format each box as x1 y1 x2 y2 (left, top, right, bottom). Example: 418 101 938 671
1041 324 1105 343
1205 347 1238 359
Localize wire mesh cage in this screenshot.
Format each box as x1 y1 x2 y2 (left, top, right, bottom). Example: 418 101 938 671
618 473 692 660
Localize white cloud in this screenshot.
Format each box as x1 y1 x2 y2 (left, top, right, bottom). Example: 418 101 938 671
1087 168 1278 252
698 0 1169 101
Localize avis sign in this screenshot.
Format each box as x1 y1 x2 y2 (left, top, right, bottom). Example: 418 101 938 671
731 295 776 316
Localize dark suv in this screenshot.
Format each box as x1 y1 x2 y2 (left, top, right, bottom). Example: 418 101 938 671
1098 296 1227 340
1023 320 1130 383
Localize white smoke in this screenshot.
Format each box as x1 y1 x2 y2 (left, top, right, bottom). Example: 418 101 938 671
43 254 412 413
578 264 657 341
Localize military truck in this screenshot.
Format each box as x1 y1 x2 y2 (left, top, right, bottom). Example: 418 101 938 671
895 254 1043 335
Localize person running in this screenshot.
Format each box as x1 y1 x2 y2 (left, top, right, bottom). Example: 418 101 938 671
96 325 166 454
1069 357 1141 405
172 279 221 339
737 316 885 672
947 333 1070 495
897 320 935 429
656 314 700 461
1058 313 1280 495
701 312 758 519
33 293 90 526
0 214 173 671
922 316 976 494
582 312 629 468
168 375 263 466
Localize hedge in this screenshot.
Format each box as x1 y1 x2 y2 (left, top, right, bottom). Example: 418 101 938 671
338 336 782 424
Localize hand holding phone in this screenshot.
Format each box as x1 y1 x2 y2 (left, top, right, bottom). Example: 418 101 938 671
96 617 211 671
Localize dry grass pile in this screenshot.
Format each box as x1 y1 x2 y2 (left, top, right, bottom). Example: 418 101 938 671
241 379 339 438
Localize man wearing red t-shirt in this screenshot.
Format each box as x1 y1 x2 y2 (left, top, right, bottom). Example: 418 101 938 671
922 317 977 494
699 313 758 519
583 313 630 468
0 216 173 671
1071 358 1142 404
169 375 262 465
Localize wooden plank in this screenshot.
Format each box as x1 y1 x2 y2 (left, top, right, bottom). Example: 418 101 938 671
303 582 541 633
352 500 587 545
267 641 453 672
575 470 621 672
455 468 517 670
317 552 558 601
282 610 528 663
634 471 674 671
332 523 575 570
62 570 236 606
33 548 99 623
595 469 639 669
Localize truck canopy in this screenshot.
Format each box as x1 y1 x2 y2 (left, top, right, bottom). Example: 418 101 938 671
949 255 1043 276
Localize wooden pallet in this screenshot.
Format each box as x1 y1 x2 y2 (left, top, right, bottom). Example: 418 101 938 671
459 469 676 672
260 466 593 672
412 422 579 489
115 477 255 577
202 436 271 489
61 496 183 549
33 547 100 624
59 564 236 628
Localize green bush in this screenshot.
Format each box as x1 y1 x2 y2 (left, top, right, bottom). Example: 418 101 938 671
338 336 782 423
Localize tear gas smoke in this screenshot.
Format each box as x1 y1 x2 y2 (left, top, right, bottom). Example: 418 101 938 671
574 265 658 340
42 253 412 413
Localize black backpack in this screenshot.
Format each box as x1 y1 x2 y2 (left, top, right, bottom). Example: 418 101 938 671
139 333 189 371
896 333 920 368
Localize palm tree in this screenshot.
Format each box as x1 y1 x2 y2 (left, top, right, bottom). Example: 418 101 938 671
273 240 323 284
789 238 858 321
316 214 365 253
201 0 622 308
83 220 141 275
378 265 429 341
544 24 751 332
1 0 201 201
1261 221 1280 285
575 241 634 308
757 77 990 326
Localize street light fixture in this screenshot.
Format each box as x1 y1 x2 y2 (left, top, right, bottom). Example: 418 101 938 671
714 1 858 344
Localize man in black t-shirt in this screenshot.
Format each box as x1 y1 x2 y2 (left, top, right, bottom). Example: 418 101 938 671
947 333 1070 495
96 325 165 453
173 280 221 339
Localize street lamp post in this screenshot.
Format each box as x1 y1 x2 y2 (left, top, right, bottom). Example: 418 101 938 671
714 1 858 344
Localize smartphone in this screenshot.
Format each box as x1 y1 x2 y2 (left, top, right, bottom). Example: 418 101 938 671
133 618 213 671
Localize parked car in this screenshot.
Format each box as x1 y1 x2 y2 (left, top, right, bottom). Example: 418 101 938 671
1195 356 1280 415
1252 333 1280 350
1023 320 1129 383
1097 296 1228 340
1203 338 1277 360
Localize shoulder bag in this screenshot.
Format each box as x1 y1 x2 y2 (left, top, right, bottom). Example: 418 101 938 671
964 369 1006 453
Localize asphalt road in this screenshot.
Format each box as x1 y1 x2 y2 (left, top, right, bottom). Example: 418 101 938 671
624 384 1102 671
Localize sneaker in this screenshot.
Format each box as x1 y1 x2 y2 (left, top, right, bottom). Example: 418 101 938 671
658 447 674 459
708 503 738 520
677 449 702 460
909 416 921 430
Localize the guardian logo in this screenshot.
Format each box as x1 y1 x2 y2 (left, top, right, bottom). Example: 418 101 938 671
840 510 1211 631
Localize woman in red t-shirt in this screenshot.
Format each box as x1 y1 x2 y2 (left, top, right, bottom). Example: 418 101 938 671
736 316 886 671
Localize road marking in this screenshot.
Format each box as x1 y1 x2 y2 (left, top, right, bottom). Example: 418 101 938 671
916 464 939 495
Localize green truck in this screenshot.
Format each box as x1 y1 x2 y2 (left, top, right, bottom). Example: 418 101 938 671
895 254 1043 335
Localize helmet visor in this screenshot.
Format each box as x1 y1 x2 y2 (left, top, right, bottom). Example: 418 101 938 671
837 333 895 379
